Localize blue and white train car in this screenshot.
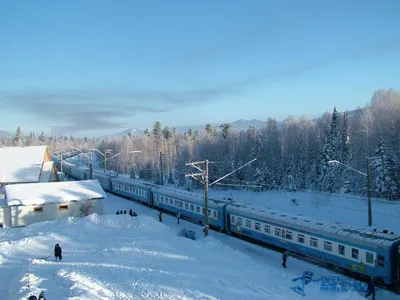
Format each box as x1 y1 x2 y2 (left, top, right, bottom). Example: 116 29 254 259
226 203 400 285
70 166 90 180
111 176 154 205
151 186 230 231
92 171 113 192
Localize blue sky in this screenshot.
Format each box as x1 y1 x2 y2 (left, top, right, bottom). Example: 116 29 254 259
1 0 399 137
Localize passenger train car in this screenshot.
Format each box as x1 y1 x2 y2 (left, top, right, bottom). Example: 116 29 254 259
52 156 400 288
151 186 230 231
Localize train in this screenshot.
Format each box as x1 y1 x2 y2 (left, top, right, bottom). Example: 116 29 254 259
52 156 400 288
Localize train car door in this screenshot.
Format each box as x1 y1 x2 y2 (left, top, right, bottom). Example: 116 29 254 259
395 246 400 285
226 213 231 232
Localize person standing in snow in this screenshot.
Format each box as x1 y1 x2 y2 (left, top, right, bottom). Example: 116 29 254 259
158 211 163 222
129 209 133 216
282 250 289 268
132 210 137 217
176 210 181 224
124 210 127 214
365 278 376 300
54 243 62 261
116 210 120 215
38 291 46 300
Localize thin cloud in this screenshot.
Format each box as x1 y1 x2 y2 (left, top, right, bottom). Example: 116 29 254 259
0 88 231 135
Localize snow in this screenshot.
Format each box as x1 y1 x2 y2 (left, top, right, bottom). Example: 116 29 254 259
0 146 47 183
39 161 55 182
0 193 398 299
5 180 106 206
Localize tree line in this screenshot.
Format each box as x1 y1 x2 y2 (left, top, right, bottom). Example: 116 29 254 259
98 89 400 200
2 88 399 200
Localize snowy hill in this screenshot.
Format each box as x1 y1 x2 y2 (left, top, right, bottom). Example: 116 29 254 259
2 193 399 299
0 130 12 137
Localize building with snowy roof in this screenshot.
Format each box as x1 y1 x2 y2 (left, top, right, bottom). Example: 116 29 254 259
2 180 106 227
0 145 59 185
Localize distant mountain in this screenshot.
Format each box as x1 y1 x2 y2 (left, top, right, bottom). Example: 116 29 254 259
99 128 145 139
101 107 364 138
0 130 12 137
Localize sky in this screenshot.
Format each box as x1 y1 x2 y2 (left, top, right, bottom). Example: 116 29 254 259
0 0 399 137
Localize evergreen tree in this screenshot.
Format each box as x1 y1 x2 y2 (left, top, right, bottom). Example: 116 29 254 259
13 126 24 146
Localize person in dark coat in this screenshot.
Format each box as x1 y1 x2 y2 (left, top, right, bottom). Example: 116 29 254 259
133 210 137 216
365 278 376 299
116 210 120 215
124 210 127 214
158 211 163 222
54 243 62 261
176 210 181 224
282 251 289 268
129 209 133 216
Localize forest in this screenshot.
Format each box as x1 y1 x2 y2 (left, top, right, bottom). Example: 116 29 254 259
2 89 399 200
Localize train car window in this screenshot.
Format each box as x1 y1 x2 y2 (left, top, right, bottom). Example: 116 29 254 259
323 241 332 252
338 245 345 255
231 215 236 223
275 228 281 237
190 204 194 211
208 209 211 217
213 211 217 219
351 248 359 259
255 222 260 230
245 220 251 228
34 207 43 212
202 208 205 215
377 255 385 267
264 225 270 234
297 234 304 244
170 199 173 205
366 252 374 264
310 238 318 248
237 218 243 226
185 203 188 209
286 231 292 240
196 206 200 213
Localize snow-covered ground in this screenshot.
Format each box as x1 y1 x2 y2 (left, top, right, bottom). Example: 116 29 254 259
0 193 399 299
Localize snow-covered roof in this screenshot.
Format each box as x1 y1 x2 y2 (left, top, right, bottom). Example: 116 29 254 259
5 180 106 206
151 186 230 208
38 161 55 182
0 146 48 183
226 203 400 248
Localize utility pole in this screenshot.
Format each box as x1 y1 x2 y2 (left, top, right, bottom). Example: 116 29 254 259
160 152 164 185
90 151 93 180
104 149 113 173
204 159 209 230
59 151 63 173
367 157 372 226
186 158 257 237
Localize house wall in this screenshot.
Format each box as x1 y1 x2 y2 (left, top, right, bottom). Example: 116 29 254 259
9 198 104 227
43 148 52 162
0 206 11 227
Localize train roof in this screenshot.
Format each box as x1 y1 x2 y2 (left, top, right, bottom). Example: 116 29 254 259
111 176 156 188
227 203 400 248
151 186 230 207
